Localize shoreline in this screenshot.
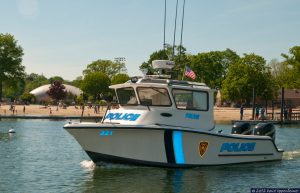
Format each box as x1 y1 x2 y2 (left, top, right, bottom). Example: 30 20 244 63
0 104 286 123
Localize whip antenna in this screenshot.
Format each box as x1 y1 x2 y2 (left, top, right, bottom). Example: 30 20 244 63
172 0 179 59
163 0 167 50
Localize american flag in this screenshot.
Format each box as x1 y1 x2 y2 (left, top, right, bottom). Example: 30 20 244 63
185 66 196 80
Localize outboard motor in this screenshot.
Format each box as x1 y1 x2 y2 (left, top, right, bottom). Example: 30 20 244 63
253 123 276 141
231 122 252 135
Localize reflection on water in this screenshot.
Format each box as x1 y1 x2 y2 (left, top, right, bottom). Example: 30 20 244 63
80 160 295 193
82 167 206 193
0 132 16 142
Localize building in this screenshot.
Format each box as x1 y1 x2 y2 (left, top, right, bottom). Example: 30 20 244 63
30 84 82 102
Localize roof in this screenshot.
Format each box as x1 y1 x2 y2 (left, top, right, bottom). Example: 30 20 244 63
109 78 210 90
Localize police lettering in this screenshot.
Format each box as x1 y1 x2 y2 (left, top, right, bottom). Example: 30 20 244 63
220 142 256 152
105 113 141 121
185 113 200 120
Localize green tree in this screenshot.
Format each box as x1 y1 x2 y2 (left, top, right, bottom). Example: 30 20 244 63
222 53 275 103
190 49 239 88
71 76 83 88
83 60 127 78
0 33 25 100
24 73 48 92
20 92 36 104
47 81 67 102
3 79 25 101
111 73 130 85
49 76 64 84
278 46 300 88
81 72 110 100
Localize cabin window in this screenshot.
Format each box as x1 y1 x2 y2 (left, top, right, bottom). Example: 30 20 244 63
137 87 172 106
116 87 138 105
172 89 208 111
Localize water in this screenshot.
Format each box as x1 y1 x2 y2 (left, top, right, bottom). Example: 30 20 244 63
0 120 299 193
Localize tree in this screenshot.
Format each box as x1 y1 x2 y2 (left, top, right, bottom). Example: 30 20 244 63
0 33 25 100
71 76 83 88
190 49 239 88
49 76 64 84
111 73 130 85
20 92 36 104
24 73 48 92
278 46 300 88
83 60 127 78
3 79 25 101
47 81 67 102
81 72 110 100
222 53 276 103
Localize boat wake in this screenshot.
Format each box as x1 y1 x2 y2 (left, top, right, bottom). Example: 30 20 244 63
80 160 139 170
283 150 300 160
80 160 96 171
95 161 140 169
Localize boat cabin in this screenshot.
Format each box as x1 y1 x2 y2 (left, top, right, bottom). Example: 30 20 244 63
104 77 215 131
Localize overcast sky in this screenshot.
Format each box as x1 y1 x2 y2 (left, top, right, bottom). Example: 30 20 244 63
1 0 299 80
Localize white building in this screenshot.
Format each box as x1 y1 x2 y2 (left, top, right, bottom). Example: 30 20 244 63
30 84 82 102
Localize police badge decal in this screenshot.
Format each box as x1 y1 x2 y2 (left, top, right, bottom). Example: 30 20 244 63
199 141 209 157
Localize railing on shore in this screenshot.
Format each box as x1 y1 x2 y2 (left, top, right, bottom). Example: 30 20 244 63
233 112 300 125
266 112 300 121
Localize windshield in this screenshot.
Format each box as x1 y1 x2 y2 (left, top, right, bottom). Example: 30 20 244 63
137 87 171 106
116 87 138 105
172 89 208 111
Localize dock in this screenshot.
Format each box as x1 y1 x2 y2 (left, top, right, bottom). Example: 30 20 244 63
231 119 300 125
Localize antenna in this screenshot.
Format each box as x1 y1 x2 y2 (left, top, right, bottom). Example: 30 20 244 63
172 0 179 59
180 0 186 80
163 0 167 50
179 0 186 61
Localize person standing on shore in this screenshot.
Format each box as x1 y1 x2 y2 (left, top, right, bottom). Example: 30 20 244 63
23 106 26 114
260 107 265 120
288 106 292 120
240 105 244 120
255 106 260 120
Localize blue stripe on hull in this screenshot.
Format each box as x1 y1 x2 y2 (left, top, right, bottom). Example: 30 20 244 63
173 131 185 164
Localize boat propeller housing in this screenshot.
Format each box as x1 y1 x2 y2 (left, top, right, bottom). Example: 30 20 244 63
231 122 252 135
253 123 276 141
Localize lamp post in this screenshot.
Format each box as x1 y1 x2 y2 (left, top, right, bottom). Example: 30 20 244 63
280 87 285 123
114 57 126 63
252 87 255 120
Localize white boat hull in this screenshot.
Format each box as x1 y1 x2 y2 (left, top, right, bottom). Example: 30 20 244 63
64 124 283 167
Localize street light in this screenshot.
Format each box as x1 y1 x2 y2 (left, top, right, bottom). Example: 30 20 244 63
252 87 255 120
114 57 126 63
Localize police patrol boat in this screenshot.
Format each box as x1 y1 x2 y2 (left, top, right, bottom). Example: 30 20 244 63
64 60 283 167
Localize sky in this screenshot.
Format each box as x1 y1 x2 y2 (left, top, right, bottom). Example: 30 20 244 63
0 0 299 81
